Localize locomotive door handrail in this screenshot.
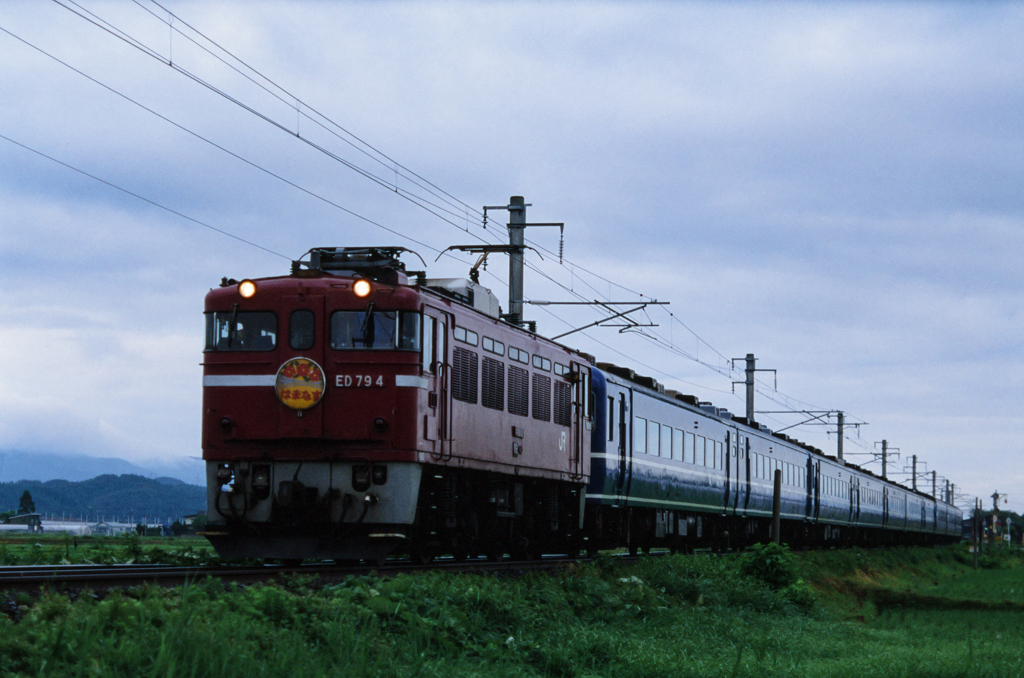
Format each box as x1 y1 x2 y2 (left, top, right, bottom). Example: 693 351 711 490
425 306 454 462
569 362 591 480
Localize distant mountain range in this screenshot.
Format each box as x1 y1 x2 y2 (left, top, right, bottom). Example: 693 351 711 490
0 474 206 523
0 451 204 486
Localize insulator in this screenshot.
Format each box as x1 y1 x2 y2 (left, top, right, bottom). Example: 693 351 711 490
559 233 564 264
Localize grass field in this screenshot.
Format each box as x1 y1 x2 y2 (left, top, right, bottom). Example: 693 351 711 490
0 541 1021 677
0 532 217 566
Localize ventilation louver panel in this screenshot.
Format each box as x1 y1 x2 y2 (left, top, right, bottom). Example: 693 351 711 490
508 366 529 417
482 357 505 410
452 346 478 404
554 381 572 427
532 374 551 421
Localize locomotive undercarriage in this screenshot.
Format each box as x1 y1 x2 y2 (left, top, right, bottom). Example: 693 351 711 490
202 459 587 562
203 460 422 561
408 467 586 564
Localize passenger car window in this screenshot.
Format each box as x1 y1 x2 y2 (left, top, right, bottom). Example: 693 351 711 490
634 418 647 454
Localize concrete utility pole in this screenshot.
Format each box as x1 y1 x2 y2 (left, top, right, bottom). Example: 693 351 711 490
837 411 845 462
911 455 917 491
932 471 937 499
882 440 888 479
731 354 776 424
507 196 526 325
745 354 756 422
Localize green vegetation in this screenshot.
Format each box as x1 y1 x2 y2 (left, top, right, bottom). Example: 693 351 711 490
16 491 34 516
0 474 205 521
0 532 219 567
0 545 1021 677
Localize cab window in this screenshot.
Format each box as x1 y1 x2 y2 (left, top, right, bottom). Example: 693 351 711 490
330 310 420 350
205 311 277 351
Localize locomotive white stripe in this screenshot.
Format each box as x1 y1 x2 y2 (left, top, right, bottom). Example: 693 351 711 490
395 375 429 389
204 374 431 389
203 375 277 387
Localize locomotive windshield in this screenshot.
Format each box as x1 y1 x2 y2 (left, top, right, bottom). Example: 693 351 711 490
330 310 420 350
205 311 277 351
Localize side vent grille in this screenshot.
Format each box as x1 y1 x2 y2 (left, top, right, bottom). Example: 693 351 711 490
554 381 572 427
482 357 505 410
532 374 552 422
452 347 478 404
508 366 529 417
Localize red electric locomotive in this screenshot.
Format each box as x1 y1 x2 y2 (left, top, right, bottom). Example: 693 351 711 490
202 246 593 562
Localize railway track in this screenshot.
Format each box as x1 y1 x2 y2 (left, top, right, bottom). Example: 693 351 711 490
0 554 615 592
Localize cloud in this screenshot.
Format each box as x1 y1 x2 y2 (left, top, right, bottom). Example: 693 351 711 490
1 1 1022 510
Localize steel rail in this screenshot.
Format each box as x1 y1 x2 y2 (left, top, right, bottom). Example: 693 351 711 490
0 554 635 592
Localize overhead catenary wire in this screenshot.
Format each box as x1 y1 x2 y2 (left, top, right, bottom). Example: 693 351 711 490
51 0 479 230
0 133 289 260
138 0 478 219
49 0 751 393
28 2 877 452
0 22 448 256
54 0 742 379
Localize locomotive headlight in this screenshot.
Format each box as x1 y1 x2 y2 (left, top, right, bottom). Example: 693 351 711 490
238 279 257 298
352 278 372 298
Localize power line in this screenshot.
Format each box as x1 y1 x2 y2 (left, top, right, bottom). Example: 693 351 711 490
141 0 479 219
57 0 757 385
0 22 445 255
55 0 760 396
51 0 479 231
28 5 872 446
0 132 289 259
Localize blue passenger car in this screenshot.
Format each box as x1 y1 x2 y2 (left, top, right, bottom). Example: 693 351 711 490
583 362 962 552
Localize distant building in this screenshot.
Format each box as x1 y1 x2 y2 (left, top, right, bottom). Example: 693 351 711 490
89 522 135 536
182 511 206 526
7 513 43 533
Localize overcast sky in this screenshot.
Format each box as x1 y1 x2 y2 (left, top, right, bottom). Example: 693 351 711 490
1 1 1020 510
